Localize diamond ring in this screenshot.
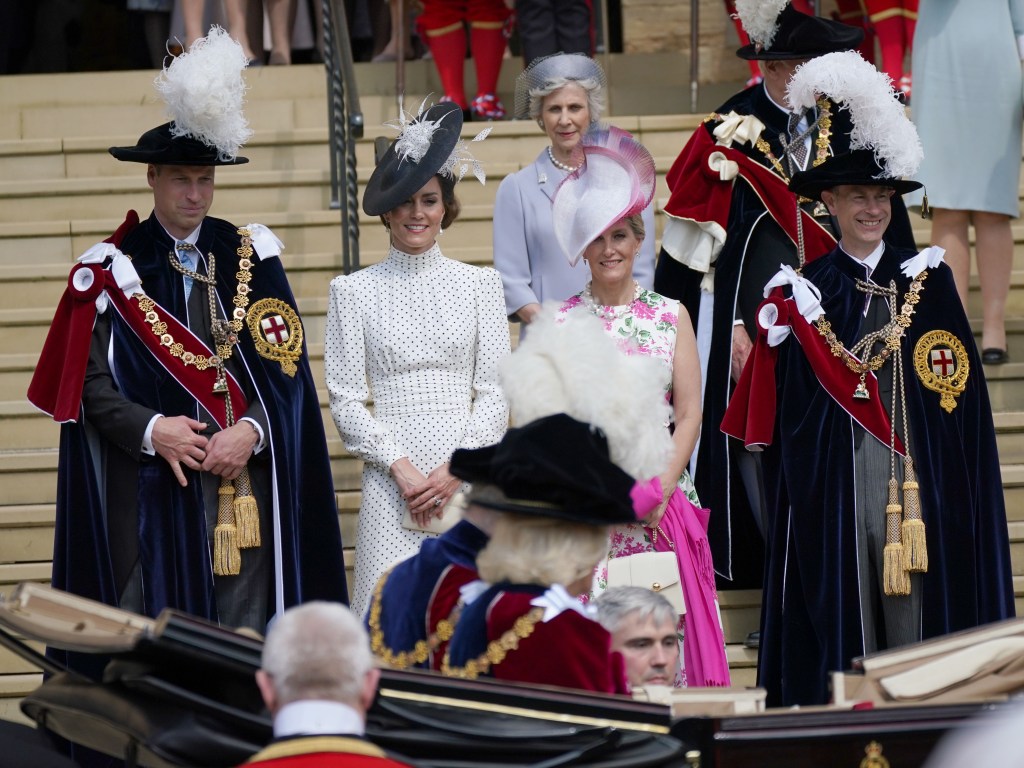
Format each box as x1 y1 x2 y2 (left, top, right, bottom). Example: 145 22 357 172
433 497 443 507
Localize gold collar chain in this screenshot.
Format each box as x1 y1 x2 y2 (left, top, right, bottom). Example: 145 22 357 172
367 566 457 670
138 228 255 377
752 97 833 182
440 606 545 679
815 271 928 399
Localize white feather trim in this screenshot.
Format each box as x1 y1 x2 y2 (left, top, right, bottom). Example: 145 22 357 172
733 0 790 49
499 306 673 480
786 50 922 179
154 25 252 162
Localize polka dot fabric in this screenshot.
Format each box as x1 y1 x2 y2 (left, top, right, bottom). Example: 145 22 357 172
325 243 511 616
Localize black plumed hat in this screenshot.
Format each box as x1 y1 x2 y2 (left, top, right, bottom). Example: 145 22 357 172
789 148 922 201
362 102 464 216
109 123 249 166
736 5 864 61
450 413 638 526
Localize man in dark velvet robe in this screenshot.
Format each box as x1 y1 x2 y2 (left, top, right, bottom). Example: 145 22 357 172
653 5 917 593
723 147 1015 706
29 123 347 648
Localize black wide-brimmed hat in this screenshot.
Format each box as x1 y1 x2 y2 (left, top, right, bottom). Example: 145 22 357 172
450 413 637 526
789 148 923 201
109 123 250 166
737 4 864 61
362 101 464 216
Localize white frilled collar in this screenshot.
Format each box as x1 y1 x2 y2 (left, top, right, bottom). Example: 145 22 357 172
530 583 594 623
459 579 491 606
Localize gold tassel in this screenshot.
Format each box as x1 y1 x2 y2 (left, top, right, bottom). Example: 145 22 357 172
233 466 261 549
920 187 931 220
883 478 910 596
900 457 928 573
213 481 241 576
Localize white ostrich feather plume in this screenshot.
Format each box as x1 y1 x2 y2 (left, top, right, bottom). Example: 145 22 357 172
154 26 252 162
385 96 490 184
786 50 923 179
499 307 673 480
733 0 790 49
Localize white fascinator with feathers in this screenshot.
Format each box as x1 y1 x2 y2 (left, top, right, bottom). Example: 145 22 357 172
499 307 674 481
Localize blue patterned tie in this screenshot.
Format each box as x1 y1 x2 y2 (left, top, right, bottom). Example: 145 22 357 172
176 242 196 300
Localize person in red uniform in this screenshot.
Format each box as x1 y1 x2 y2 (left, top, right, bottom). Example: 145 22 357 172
244 602 414 767
417 0 512 119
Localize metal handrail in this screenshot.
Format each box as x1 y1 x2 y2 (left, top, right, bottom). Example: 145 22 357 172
323 0 364 274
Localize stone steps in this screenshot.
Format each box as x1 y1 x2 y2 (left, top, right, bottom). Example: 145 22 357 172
0 60 1021 719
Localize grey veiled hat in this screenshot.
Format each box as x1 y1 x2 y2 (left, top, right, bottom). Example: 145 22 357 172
513 53 607 120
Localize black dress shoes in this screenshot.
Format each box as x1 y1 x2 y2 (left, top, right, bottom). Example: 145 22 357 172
982 348 1009 365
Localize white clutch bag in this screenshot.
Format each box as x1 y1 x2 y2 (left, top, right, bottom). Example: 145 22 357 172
401 502 462 534
606 551 686 615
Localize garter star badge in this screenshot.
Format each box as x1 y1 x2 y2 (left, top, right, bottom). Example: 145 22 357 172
246 298 303 377
913 330 968 413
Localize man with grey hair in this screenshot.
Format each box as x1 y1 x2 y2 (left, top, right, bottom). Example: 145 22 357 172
245 602 413 767
595 587 680 689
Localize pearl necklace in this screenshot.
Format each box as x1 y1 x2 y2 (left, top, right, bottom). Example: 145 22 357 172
547 145 580 173
581 280 641 321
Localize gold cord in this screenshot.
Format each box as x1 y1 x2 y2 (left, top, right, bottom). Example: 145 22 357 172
441 607 545 679
367 566 458 669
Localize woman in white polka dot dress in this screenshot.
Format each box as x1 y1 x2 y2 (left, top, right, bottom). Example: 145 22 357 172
326 102 511 617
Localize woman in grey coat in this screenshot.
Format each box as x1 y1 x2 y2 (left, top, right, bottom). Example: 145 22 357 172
492 53 655 334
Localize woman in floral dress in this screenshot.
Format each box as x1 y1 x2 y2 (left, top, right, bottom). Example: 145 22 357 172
553 126 729 687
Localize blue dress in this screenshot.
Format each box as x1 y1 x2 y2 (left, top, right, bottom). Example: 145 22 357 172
911 0 1024 216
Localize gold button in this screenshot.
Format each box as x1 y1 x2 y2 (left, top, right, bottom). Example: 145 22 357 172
652 582 662 591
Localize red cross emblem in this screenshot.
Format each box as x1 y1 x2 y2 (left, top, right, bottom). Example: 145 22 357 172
930 347 955 377
261 314 290 344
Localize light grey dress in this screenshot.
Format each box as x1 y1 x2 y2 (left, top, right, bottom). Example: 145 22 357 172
492 148 656 323
911 0 1024 216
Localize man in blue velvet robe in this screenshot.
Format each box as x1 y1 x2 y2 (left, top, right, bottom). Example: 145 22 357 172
723 146 1015 706
29 123 348 648
653 4 872 591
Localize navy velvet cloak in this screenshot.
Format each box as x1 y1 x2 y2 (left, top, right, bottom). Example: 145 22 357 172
369 520 488 670
51 213 347 642
759 245 1014 706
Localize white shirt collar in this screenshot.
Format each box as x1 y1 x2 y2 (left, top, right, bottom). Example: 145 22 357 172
161 223 201 248
763 86 807 126
841 240 885 276
273 700 365 738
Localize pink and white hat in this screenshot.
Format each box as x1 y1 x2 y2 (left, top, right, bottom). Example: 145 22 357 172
551 125 656 267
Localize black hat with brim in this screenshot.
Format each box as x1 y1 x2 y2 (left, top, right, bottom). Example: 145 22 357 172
450 413 637 526
789 148 923 201
108 123 249 166
737 5 865 60
362 102 463 216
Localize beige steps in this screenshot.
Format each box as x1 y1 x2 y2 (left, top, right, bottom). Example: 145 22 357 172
0 57 732 142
